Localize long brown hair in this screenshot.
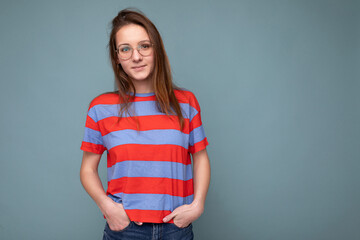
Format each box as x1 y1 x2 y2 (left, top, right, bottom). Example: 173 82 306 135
107 8 184 130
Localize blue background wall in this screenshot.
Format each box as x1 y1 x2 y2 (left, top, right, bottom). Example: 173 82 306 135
0 0 359 239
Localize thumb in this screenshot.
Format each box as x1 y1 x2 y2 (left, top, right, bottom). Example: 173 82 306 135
163 212 176 223
134 221 143 225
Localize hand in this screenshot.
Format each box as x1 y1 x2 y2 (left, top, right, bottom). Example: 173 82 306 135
102 201 131 231
100 199 144 231
162 203 204 228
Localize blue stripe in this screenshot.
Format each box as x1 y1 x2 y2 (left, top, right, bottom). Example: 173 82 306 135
108 194 122 203
132 92 155 97
112 193 194 211
107 161 193 182
83 127 103 145
103 129 189 150
189 125 206 146
88 102 198 122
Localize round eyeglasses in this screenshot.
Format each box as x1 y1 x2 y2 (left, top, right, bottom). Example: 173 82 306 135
115 41 154 60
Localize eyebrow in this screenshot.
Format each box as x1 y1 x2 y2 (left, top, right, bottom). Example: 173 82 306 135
117 40 150 48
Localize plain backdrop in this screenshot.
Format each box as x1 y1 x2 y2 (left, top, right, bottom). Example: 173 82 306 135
0 0 359 239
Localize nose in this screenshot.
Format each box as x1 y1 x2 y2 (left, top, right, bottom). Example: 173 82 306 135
131 48 142 62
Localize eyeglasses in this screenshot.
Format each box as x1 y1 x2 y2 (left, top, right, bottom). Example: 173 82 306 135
115 41 154 60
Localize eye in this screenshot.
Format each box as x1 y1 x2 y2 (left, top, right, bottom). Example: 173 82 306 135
139 43 151 49
120 46 131 52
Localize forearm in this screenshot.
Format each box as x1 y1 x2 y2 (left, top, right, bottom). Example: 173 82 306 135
191 149 211 209
80 167 112 214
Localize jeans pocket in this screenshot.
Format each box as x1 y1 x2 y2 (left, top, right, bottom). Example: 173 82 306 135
106 221 132 233
172 222 192 229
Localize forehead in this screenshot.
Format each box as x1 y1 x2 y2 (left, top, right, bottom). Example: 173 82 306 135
115 24 150 46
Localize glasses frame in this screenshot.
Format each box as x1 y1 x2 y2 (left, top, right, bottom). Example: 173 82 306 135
115 41 154 60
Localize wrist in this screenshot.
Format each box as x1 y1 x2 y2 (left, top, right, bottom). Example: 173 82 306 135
190 199 205 214
98 196 115 215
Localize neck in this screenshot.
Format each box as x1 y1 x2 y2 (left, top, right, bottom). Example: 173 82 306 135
131 78 154 93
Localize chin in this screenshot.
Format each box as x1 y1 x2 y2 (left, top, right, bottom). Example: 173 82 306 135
131 73 151 81
132 77 148 81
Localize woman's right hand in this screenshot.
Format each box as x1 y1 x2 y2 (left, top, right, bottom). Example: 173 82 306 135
80 152 142 230
101 200 131 231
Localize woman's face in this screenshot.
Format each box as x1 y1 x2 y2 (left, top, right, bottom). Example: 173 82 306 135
115 24 154 85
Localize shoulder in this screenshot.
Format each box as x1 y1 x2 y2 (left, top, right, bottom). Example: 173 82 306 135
87 91 119 110
174 88 201 110
174 88 198 102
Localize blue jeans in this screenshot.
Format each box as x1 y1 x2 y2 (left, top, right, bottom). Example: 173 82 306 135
103 221 194 240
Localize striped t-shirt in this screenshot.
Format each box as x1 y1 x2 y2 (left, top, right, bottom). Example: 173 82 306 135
80 89 209 223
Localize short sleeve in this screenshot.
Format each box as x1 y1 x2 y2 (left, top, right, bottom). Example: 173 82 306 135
188 93 209 154
80 103 106 155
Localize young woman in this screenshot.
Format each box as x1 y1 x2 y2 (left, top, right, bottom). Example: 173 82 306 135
80 8 210 240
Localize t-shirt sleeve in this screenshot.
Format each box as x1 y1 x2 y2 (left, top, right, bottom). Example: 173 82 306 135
80 103 106 155
188 93 209 154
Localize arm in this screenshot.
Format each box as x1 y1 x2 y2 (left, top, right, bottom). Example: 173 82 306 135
163 148 211 227
192 148 211 211
80 151 131 231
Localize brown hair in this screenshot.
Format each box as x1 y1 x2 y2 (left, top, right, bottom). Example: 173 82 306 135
107 8 184 130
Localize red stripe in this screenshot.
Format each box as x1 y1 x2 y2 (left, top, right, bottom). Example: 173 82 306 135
125 209 174 223
80 142 106 154
107 144 191 167
85 115 99 130
99 115 190 135
89 93 158 108
88 93 119 109
174 90 200 110
189 138 209 154
107 177 194 197
189 113 203 130
89 90 201 112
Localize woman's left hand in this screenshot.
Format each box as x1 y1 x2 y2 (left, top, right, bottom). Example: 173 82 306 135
162 203 204 228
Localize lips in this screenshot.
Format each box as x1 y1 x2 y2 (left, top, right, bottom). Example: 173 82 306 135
132 65 146 70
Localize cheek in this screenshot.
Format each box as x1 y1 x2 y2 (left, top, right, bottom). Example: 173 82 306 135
119 61 130 73
148 55 155 70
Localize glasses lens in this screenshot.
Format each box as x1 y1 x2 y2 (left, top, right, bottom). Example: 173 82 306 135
118 45 132 59
138 42 152 56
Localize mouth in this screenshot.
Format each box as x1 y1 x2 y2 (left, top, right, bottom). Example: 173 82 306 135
132 65 146 70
